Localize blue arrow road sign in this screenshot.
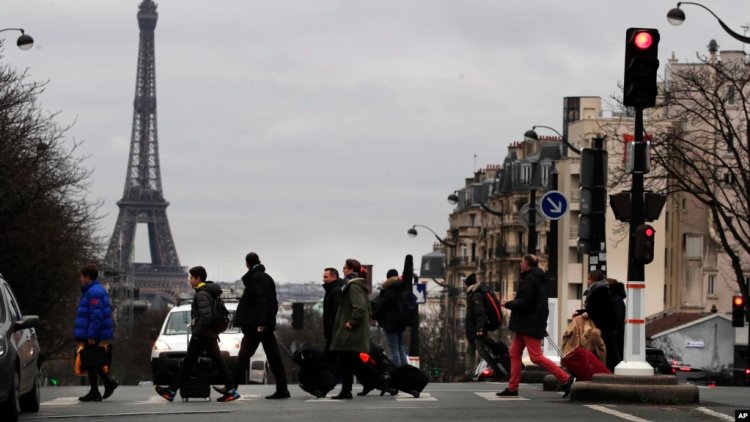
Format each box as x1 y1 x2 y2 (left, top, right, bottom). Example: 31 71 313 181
540 190 570 220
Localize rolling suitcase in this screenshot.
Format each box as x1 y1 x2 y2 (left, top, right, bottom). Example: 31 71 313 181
289 342 337 398
179 356 212 401
484 337 510 375
561 346 611 381
388 365 429 398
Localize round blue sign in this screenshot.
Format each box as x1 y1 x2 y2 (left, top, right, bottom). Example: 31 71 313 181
540 190 570 220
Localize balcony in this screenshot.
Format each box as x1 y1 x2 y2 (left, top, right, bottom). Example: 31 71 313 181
449 256 475 267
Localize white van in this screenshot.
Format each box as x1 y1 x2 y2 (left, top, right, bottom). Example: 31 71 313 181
150 300 267 385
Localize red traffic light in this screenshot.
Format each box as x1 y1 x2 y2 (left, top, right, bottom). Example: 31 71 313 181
644 227 655 237
734 295 745 307
634 32 653 49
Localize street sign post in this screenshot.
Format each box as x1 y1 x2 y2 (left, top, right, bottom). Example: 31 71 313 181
519 203 545 228
540 190 570 220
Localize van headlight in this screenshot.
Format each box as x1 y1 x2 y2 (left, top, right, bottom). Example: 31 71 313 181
0 335 7 357
220 338 241 351
153 340 170 351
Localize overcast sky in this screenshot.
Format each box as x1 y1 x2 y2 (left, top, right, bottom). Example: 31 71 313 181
2 1 747 284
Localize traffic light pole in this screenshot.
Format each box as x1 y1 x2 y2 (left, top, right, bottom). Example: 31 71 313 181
615 106 653 376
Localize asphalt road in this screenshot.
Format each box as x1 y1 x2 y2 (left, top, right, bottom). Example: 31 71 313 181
24 382 748 422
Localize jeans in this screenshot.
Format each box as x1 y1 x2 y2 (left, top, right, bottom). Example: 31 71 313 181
385 331 409 367
508 333 569 391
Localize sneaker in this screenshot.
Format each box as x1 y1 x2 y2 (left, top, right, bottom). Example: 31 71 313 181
78 390 102 402
561 376 575 398
265 390 291 400
217 389 240 402
330 391 353 400
154 385 175 402
496 388 518 397
103 380 119 400
212 385 237 395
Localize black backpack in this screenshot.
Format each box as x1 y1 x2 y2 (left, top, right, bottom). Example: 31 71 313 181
482 286 503 331
211 296 230 334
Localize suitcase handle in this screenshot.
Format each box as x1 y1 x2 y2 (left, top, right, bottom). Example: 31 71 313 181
545 334 564 358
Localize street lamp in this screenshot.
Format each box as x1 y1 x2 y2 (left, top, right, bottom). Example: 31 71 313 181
448 191 503 217
407 224 456 247
667 2 750 44
0 28 34 50
524 125 581 156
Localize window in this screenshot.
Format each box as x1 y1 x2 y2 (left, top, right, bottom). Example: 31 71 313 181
685 234 703 259
541 164 550 186
4 286 22 321
521 164 531 184
707 274 716 296
727 85 737 105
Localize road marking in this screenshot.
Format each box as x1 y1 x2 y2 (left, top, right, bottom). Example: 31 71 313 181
474 392 529 401
584 405 652 422
25 410 236 419
305 397 347 402
695 407 734 421
41 397 79 406
128 396 169 404
395 392 436 401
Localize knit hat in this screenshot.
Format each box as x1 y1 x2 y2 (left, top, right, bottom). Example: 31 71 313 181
464 273 477 287
386 269 399 278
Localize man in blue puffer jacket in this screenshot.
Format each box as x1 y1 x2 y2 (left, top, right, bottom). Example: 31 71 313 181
75 264 118 402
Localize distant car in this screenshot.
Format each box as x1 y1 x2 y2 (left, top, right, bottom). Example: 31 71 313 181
150 301 267 385
645 347 675 375
0 274 41 422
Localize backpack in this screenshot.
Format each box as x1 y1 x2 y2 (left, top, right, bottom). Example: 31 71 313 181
211 296 230 334
482 286 503 331
400 283 419 326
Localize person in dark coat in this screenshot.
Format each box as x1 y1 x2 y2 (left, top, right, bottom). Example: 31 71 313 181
322 267 345 353
330 258 371 400
500 255 573 397
574 270 620 371
608 277 626 366
215 253 290 399
155 266 234 402
464 273 507 380
75 264 118 402
371 268 409 367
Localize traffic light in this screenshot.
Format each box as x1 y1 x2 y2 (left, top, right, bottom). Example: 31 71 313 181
578 148 608 254
291 302 304 330
634 224 655 264
624 28 660 108
733 295 746 328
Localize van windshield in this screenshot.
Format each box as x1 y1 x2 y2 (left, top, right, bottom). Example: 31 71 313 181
162 310 240 335
163 311 191 335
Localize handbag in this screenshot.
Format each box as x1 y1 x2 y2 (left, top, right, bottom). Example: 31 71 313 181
79 345 108 370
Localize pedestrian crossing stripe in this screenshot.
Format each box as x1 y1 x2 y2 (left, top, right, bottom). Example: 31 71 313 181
41 397 80 406
474 392 530 401
395 392 435 401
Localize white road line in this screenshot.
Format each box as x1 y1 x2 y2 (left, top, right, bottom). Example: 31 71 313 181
395 392 436 401
696 407 734 422
128 396 169 405
305 397 347 402
41 397 79 406
584 405 653 422
474 392 530 401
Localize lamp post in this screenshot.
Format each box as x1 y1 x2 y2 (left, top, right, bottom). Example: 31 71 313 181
407 224 456 247
0 28 34 50
667 2 750 44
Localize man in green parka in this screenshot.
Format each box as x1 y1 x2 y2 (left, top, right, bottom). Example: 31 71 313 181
330 258 371 400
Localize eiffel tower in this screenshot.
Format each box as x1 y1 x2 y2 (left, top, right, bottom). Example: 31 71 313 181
104 0 186 307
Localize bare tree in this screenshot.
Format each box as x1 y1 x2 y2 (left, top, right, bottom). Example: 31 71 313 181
0 48 101 362
647 53 750 323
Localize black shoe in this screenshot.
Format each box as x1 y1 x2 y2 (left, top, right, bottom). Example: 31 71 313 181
331 391 353 400
496 388 518 397
357 386 373 396
265 391 290 400
561 376 575 398
103 380 119 400
299 384 324 398
407 390 420 398
78 390 102 402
